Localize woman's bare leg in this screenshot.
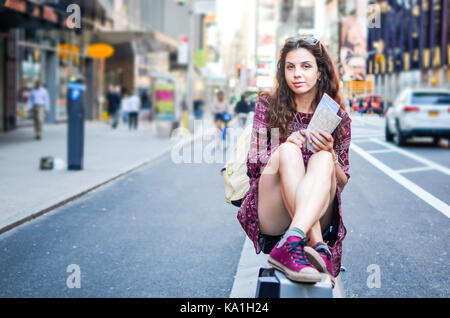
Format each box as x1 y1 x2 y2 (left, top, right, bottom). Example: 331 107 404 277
258 142 306 236
308 172 336 246
290 151 336 239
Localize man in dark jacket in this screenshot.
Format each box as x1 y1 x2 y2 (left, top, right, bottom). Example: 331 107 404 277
106 86 121 129
234 94 250 127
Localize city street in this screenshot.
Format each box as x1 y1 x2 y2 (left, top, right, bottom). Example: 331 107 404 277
0 114 448 298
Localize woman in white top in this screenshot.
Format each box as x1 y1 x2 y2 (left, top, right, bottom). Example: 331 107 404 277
212 91 229 128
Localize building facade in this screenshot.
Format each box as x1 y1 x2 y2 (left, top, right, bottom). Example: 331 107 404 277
0 0 111 131
367 0 449 103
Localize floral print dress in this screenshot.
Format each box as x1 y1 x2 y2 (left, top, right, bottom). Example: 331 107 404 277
236 95 352 277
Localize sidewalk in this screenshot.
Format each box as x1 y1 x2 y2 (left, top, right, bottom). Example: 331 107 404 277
0 119 211 234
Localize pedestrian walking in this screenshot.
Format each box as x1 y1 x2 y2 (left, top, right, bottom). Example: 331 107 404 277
140 91 152 122
234 94 250 127
194 98 204 119
127 90 141 130
367 98 373 114
212 91 230 133
106 85 121 129
358 98 364 116
26 80 50 140
237 37 352 284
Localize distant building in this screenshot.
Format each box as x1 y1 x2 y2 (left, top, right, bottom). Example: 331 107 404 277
367 0 449 103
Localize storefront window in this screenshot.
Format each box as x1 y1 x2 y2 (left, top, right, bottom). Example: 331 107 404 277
56 31 84 121
17 47 41 126
57 59 84 121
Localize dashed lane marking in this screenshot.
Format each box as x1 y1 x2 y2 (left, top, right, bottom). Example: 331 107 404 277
351 142 450 218
369 138 450 176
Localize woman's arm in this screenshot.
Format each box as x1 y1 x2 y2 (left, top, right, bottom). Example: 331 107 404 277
333 112 352 191
331 149 348 190
247 95 271 179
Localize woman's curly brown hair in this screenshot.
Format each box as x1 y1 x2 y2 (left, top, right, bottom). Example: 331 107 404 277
260 37 347 146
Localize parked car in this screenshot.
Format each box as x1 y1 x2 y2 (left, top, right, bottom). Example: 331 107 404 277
352 94 385 115
385 88 450 146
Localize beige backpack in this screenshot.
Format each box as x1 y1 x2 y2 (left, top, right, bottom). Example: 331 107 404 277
220 117 253 207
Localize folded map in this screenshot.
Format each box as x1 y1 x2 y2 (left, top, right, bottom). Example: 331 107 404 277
306 93 342 153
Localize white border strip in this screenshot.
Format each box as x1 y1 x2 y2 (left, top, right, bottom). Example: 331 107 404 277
351 143 450 218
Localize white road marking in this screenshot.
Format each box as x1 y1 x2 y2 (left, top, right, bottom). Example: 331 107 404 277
351 142 450 218
369 138 450 176
351 138 382 143
366 149 395 154
396 166 435 174
230 238 268 298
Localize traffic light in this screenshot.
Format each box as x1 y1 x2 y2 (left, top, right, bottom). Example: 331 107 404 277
176 0 186 6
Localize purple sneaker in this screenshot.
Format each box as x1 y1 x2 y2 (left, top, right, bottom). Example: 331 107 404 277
305 242 334 277
268 236 322 283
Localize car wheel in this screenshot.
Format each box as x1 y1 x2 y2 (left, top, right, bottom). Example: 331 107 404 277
394 122 406 146
385 122 394 142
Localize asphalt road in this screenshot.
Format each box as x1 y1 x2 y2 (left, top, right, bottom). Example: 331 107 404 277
0 143 243 297
0 114 448 298
341 114 450 297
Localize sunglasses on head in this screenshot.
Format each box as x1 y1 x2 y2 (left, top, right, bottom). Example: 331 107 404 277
286 36 320 45
286 36 322 53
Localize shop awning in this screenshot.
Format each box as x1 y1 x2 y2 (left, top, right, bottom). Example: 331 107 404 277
92 30 179 53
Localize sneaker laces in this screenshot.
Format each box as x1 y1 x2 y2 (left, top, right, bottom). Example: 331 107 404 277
287 237 310 266
315 243 332 259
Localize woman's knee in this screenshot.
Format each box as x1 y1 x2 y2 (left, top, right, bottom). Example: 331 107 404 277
278 142 304 170
309 150 334 174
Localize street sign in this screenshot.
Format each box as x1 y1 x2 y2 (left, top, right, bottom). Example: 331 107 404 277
194 0 216 14
67 82 85 102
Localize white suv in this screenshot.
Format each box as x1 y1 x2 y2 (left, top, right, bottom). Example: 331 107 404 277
385 88 450 146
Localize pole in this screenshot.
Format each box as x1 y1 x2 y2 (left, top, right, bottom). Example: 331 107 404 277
187 0 196 131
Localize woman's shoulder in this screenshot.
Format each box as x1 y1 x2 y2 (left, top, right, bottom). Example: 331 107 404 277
253 92 272 125
255 92 272 112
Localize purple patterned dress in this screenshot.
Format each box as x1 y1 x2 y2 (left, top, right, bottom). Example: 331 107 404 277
236 95 352 278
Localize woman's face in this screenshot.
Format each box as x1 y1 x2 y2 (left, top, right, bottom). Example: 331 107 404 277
284 48 321 96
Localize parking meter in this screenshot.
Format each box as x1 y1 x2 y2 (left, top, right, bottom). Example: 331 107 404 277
67 80 85 171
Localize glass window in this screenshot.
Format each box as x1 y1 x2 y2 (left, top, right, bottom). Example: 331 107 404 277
17 47 41 126
411 92 450 105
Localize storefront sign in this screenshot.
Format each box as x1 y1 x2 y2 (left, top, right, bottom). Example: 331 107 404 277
57 44 80 58
43 6 58 23
346 81 373 91
4 0 26 12
87 43 114 59
194 0 216 14
155 84 175 121
32 6 40 17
